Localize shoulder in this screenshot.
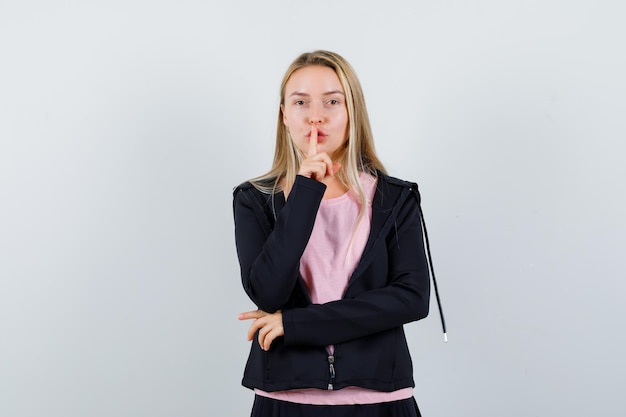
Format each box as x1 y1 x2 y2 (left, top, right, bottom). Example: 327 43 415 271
233 181 256 198
232 181 268 213
376 171 419 192
232 180 283 219
232 178 278 199
375 171 422 205
232 183 256 210
380 173 417 188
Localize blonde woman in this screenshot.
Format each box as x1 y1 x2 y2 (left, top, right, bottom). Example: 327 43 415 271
234 50 444 417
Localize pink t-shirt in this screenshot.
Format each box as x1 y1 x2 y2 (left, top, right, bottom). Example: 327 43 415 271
256 173 413 405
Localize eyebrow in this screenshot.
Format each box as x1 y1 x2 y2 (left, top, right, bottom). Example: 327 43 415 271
288 90 345 97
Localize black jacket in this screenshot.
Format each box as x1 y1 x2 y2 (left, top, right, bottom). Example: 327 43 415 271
233 172 431 392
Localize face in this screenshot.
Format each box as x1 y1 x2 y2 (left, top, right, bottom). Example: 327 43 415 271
281 65 349 158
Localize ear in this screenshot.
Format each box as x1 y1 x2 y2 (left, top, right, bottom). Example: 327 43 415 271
281 104 288 126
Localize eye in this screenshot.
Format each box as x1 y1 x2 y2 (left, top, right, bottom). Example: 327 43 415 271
328 99 340 105
294 100 306 106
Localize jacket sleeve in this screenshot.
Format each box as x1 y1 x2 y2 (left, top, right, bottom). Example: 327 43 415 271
233 176 326 312
281 190 431 346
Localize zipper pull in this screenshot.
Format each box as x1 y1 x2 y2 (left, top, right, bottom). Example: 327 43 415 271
327 355 335 390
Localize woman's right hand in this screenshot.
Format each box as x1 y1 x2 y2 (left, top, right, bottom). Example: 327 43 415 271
298 125 341 182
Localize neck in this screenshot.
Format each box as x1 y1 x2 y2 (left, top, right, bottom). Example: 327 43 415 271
321 176 349 199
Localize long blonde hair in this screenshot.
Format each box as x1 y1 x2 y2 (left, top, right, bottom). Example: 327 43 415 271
251 50 386 213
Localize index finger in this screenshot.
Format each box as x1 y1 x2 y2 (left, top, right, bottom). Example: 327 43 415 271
308 125 318 158
238 310 266 320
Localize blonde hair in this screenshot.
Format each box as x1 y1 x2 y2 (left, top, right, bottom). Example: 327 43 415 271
251 50 386 212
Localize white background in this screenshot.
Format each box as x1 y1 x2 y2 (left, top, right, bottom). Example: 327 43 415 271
1 1 625 416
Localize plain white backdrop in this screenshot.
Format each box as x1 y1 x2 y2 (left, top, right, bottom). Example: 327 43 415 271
1 1 625 416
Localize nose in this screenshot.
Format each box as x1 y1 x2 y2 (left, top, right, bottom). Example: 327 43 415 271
308 102 324 125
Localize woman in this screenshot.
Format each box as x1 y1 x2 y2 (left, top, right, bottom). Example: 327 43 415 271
233 50 445 417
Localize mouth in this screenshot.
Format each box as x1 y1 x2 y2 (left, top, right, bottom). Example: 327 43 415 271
307 129 328 138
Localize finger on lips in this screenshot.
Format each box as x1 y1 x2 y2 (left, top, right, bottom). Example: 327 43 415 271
308 125 318 157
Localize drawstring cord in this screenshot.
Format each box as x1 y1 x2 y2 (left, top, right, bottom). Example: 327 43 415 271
412 187 448 343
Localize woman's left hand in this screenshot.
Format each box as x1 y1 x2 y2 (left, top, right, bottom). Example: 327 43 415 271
238 309 284 351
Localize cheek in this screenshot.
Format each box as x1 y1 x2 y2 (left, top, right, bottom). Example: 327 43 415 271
282 111 290 127
339 114 349 136
338 107 348 126
286 126 305 149
282 107 297 129
283 111 299 131
291 140 307 155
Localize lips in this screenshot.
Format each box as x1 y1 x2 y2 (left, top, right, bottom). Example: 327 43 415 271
307 129 328 138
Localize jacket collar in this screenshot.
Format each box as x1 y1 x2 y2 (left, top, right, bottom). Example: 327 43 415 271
349 171 413 282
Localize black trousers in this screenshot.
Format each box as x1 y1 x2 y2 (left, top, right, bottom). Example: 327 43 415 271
250 395 422 417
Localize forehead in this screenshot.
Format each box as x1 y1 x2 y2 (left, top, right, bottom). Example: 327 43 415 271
284 65 344 95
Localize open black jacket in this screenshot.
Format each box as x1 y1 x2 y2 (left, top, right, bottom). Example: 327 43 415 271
233 172 431 392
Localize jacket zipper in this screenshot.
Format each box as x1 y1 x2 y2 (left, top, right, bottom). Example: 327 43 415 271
327 354 335 390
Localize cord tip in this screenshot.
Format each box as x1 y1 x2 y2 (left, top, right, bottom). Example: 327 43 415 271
443 333 448 343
